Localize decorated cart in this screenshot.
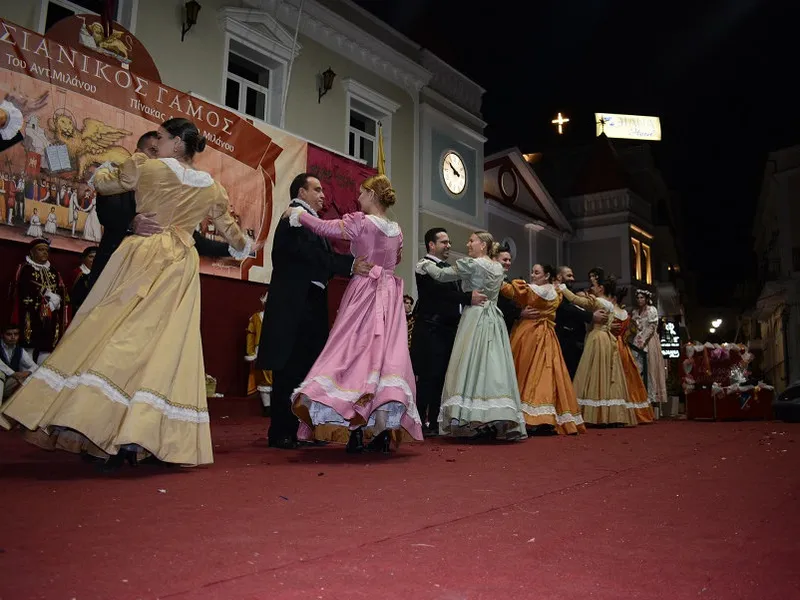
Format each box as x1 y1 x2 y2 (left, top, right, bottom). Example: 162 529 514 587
681 342 774 420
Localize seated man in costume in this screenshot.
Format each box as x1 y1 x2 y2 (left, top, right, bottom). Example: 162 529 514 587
0 323 37 401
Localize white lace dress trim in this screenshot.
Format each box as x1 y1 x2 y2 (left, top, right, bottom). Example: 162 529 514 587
293 371 422 429
159 158 214 188
529 283 556 301
521 403 585 425
577 397 629 408
366 214 401 236
31 366 210 424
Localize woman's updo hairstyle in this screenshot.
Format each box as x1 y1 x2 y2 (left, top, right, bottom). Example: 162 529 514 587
538 263 555 283
362 174 396 208
600 274 618 298
473 230 498 258
161 117 206 158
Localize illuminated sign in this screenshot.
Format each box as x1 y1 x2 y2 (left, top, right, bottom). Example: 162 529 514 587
596 113 662 141
660 318 681 359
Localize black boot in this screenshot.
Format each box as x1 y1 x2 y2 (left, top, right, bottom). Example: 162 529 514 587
346 428 364 453
367 430 391 454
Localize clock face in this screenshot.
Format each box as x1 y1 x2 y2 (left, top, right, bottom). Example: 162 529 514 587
442 151 467 196
499 169 517 200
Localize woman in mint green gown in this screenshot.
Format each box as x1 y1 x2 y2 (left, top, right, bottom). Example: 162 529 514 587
415 231 527 441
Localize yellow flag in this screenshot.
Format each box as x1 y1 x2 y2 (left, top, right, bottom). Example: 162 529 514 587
377 122 386 175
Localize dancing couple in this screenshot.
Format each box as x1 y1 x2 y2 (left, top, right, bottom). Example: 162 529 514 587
258 173 423 454
0 118 254 470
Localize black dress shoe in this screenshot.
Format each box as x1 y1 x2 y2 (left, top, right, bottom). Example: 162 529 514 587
366 430 391 454
346 428 364 453
268 436 297 449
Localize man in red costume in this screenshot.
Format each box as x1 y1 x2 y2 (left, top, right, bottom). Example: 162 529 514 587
8 238 70 364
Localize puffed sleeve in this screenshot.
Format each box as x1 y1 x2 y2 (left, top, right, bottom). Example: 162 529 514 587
560 284 595 310
209 183 252 258
92 152 147 195
501 279 535 306
289 209 366 241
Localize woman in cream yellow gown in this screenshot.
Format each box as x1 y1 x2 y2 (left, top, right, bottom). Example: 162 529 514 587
0 118 252 467
500 264 586 435
560 276 637 427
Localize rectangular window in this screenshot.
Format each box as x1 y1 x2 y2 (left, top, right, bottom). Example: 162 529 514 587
631 238 642 281
43 0 125 33
348 107 377 167
641 242 652 284
224 45 271 123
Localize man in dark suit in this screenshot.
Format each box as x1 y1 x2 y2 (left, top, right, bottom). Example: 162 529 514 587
256 173 371 449
554 265 608 378
71 132 231 308
410 227 487 436
495 244 522 333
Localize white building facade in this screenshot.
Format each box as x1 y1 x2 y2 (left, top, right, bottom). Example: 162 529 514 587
2 0 486 290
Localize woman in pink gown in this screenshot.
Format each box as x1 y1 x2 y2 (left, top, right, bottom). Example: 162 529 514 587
285 174 423 453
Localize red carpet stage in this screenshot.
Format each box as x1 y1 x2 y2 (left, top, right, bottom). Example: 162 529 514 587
0 419 798 599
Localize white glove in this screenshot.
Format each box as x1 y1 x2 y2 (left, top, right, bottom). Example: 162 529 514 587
244 354 257 362
414 259 432 276
44 290 61 312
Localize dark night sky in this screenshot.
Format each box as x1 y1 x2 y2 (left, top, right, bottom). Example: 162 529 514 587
352 0 799 306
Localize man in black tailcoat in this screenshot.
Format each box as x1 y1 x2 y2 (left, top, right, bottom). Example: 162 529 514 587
256 173 371 449
554 265 608 378
410 227 487 436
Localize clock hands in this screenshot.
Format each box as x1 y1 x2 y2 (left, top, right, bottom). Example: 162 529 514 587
446 159 461 177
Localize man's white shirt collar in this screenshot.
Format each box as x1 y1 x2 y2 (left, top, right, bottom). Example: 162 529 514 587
292 198 318 218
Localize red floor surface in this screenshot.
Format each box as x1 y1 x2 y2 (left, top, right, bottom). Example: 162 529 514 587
0 417 798 600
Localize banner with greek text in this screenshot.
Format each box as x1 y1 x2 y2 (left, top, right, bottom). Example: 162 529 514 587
0 16 309 282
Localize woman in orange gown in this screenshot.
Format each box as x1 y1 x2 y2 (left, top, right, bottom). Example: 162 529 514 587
612 289 654 424
501 264 586 435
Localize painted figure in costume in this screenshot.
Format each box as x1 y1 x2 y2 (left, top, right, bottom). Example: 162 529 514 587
560 275 637 427
411 228 486 437
68 187 80 236
81 190 102 242
415 231 527 441
611 289 654 424
245 294 273 416
0 91 48 154
0 118 254 471
285 174 422 453
632 289 668 407
500 263 586 435
26 208 43 237
5 173 15 224
44 206 58 234
8 237 70 364
257 173 371 451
